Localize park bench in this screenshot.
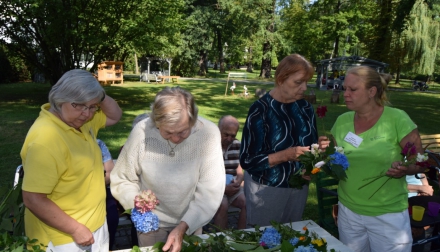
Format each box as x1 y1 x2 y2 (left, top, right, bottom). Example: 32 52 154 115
140 72 162 83
160 76 180 84
422 134 440 154
225 72 248 96
228 72 247 79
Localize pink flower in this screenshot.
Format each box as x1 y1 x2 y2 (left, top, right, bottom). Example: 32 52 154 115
401 142 417 157
134 190 159 214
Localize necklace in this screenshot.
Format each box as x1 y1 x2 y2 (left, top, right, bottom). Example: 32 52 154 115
167 140 179 157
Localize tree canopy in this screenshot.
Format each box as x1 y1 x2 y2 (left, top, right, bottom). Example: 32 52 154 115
1 0 440 83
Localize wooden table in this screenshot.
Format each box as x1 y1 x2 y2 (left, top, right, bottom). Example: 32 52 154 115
160 76 180 84
113 220 353 252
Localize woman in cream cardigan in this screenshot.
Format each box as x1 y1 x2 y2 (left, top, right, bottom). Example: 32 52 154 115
111 86 225 252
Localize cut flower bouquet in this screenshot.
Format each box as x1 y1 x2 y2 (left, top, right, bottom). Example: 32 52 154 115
289 140 349 189
127 190 160 233
288 105 349 189
136 221 336 252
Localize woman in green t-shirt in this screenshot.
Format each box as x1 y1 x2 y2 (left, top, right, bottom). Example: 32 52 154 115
331 66 424 252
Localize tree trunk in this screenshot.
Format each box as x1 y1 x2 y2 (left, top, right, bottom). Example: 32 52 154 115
332 0 341 58
216 29 225 74
246 47 253 72
259 0 275 79
134 53 139 75
259 41 272 78
198 50 208 76
369 0 393 62
395 69 401 84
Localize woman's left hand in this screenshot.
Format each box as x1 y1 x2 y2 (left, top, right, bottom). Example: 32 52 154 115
163 221 188 252
318 136 330 151
385 161 408 178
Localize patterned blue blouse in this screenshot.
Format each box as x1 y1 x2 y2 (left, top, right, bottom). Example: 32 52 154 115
97 139 112 163
239 92 318 188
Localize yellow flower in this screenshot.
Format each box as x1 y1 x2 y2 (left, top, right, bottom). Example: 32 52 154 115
311 167 321 174
299 236 305 241
311 239 324 247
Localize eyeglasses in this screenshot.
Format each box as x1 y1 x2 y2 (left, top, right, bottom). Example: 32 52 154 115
71 103 100 112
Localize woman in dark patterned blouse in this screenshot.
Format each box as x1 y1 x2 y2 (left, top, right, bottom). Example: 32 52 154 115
239 54 321 227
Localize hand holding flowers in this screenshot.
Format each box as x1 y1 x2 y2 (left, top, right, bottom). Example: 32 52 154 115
288 105 349 189
359 142 430 199
129 190 160 233
289 139 349 189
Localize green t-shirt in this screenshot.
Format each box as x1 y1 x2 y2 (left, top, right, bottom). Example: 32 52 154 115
331 106 416 216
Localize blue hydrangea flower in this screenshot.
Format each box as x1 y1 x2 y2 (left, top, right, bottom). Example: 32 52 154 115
259 227 281 248
294 245 319 252
289 237 299 246
131 208 159 233
329 152 349 170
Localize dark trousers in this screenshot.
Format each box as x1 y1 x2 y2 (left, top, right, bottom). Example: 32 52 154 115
106 187 119 250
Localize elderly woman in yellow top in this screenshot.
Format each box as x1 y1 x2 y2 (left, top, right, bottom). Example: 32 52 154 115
111 86 225 252
21 69 122 251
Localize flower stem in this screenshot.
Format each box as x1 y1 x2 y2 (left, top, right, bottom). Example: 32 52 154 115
368 177 392 199
358 175 386 190
362 172 387 181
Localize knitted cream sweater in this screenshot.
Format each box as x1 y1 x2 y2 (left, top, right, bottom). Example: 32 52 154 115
110 116 225 234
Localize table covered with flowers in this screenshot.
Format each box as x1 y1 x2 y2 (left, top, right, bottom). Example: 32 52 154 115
113 220 353 252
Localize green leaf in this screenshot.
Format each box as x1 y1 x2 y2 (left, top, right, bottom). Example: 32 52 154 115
130 245 141 252
11 247 24 252
331 165 348 180
280 240 294 252
253 245 272 251
228 242 259 251
0 217 13 231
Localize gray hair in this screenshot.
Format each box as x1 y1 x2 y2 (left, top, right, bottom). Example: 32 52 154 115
48 69 104 113
150 86 198 128
218 115 239 131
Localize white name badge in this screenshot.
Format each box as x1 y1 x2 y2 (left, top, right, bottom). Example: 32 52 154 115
344 131 363 148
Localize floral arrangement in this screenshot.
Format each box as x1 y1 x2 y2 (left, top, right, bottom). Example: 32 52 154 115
136 221 336 252
289 105 349 189
289 140 349 189
359 141 430 199
400 142 430 168
129 190 160 233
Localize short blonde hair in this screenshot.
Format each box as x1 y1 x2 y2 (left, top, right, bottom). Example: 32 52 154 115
346 66 391 106
150 87 198 128
275 54 314 86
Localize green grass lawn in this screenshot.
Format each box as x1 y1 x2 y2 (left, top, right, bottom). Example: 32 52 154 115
1 77 440 226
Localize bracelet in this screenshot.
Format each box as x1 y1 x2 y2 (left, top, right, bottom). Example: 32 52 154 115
100 92 106 102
